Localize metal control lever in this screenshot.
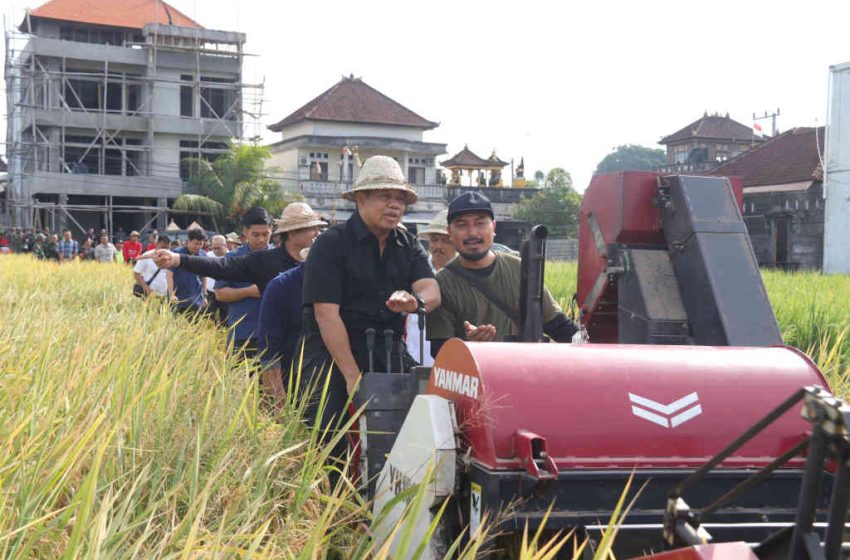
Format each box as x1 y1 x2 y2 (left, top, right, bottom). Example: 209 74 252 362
365 328 376 374
397 339 406 373
383 329 394 373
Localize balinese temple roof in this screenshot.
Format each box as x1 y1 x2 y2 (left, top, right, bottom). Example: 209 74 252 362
441 145 492 169
487 150 509 168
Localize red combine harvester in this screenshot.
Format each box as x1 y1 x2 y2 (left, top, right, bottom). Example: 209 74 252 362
358 172 850 559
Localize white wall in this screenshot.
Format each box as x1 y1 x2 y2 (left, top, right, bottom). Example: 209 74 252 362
279 121 315 141
311 121 424 142
265 147 299 192
824 62 850 274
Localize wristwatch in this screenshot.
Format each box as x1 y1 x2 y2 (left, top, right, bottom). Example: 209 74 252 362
413 292 426 313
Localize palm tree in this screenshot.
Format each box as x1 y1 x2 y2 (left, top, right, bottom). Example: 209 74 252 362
173 142 293 231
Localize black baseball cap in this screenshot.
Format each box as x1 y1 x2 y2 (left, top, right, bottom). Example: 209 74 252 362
447 192 494 224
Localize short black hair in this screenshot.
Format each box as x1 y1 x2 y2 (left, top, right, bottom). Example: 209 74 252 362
188 229 206 241
242 207 272 228
157 234 171 244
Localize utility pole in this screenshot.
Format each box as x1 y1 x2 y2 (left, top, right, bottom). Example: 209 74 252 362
753 108 781 137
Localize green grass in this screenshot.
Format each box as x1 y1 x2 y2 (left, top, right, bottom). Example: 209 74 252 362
545 261 850 392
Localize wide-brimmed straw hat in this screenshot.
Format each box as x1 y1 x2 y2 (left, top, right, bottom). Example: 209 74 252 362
225 232 241 244
417 210 449 239
274 202 328 233
341 155 418 205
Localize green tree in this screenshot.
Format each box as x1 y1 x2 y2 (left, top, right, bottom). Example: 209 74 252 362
513 167 582 237
173 142 292 231
594 144 666 174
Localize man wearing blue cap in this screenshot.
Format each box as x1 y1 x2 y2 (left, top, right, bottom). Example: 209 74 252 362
427 191 578 356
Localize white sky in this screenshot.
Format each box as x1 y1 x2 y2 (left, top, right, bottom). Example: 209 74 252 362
3 0 850 191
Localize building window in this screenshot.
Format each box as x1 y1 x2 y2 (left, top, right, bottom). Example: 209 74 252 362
64 73 100 110
310 161 328 181
179 140 228 180
63 135 144 176
63 69 143 114
408 166 425 185
180 75 194 117
199 76 237 120
59 25 127 46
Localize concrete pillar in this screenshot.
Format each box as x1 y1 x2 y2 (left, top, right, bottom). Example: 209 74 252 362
824 62 850 274
57 194 69 232
157 197 168 231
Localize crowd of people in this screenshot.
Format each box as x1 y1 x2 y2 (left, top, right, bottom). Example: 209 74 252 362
147 155 581 480
3 155 581 481
0 225 194 263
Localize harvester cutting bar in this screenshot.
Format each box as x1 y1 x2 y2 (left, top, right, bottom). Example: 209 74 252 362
665 386 850 560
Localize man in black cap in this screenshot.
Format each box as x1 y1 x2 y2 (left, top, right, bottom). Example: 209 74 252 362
427 192 578 357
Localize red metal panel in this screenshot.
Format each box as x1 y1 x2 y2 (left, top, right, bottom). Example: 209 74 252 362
577 172 663 342
636 543 758 560
578 172 745 342
428 340 828 471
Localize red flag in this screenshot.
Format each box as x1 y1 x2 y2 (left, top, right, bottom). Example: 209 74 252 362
753 122 763 135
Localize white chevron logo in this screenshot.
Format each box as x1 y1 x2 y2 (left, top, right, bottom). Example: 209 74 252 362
628 392 702 428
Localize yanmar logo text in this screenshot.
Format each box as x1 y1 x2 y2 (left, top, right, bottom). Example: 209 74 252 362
628 392 702 428
433 367 480 399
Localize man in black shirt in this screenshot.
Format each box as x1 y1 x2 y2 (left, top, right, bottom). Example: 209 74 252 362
152 203 326 293
301 155 440 466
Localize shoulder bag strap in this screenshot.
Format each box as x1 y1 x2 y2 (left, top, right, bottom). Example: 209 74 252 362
443 261 519 327
145 267 162 286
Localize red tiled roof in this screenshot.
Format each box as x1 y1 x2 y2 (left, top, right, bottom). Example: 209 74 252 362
441 145 491 168
661 114 760 144
27 0 202 30
268 76 438 132
709 127 824 187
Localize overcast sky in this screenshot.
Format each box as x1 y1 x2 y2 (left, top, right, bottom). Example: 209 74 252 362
3 0 850 191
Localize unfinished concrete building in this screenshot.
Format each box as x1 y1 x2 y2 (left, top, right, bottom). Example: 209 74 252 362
3 0 257 234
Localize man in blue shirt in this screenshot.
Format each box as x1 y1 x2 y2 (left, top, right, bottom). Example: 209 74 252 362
56 229 79 262
214 207 273 359
166 228 207 315
256 261 306 404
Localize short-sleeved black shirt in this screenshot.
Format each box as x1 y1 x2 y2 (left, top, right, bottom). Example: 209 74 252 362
302 210 434 371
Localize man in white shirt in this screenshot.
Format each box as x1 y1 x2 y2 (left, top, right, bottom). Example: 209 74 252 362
408 210 456 365
133 235 171 296
94 234 118 263
206 234 229 323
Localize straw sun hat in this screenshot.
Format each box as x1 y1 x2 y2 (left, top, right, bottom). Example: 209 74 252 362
417 210 449 239
274 202 328 234
341 155 418 205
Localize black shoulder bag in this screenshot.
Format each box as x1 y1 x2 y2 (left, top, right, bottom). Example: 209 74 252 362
133 268 162 298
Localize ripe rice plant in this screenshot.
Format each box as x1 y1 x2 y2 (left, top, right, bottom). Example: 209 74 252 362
0 255 581 558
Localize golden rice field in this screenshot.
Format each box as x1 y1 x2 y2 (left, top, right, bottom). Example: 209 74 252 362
0 255 584 559
1 254 848 558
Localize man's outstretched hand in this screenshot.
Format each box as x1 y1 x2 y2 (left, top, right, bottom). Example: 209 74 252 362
152 249 181 269
464 321 497 342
